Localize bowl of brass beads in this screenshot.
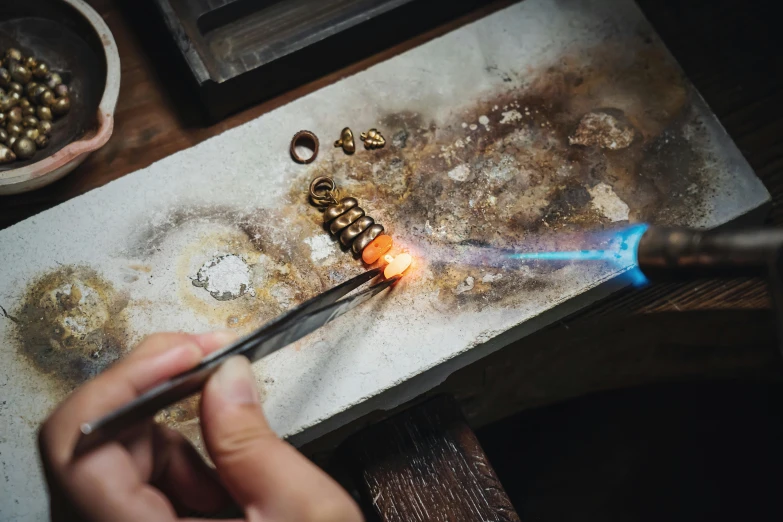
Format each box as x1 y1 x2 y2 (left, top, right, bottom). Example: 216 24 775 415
0 0 120 194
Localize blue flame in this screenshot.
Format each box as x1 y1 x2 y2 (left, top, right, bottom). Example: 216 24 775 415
509 224 650 286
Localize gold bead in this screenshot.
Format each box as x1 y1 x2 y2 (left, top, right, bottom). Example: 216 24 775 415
46 73 62 89
9 63 31 84
0 143 15 163
23 56 38 69
324 197 359 222
340 216 374 246
5 48 22 62
33 62 49 79
7 107 22 124
329 207 365 235
38 120 53 135
37 106 52 121
352 224 385 255
22 115 38 128
23 127 39 141
35 133 49 149
0 68 10 87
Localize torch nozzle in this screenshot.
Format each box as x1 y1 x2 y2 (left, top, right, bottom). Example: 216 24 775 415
636 226 783 280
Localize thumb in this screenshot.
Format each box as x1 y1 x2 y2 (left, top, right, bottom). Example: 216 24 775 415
200 356 362 522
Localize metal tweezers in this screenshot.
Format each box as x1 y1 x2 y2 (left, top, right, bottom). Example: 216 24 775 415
75 267 398 455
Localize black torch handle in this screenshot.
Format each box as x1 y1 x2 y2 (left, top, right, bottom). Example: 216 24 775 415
636 226 783 280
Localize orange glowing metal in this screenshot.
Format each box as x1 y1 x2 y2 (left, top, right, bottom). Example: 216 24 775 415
384 253 413 279
362 234 393 264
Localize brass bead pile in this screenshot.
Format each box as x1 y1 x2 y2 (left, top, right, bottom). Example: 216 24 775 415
0 47 71 164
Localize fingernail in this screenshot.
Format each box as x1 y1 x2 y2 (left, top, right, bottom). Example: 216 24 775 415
194 330 239 350
214 356 259 405
153 341 203 367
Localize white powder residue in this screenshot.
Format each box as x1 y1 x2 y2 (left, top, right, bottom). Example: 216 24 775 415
500 110 522 124
270 283 296 309
481 273 503 283
453 276 475 294
305 235 337 262
448 164 471 182
588 182 630 222
478 115 490 125
192 254 255 301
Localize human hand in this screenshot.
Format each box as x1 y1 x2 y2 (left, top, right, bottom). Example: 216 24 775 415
38 332 364 522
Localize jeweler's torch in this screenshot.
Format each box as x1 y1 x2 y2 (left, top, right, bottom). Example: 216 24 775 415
636 226 783 280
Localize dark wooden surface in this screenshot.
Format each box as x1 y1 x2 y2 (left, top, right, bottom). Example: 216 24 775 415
344 395 520 522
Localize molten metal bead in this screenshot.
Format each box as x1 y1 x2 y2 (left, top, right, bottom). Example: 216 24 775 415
324 197 358 222
362 235 393 264
340 216 374 246
12 137 36 160
383 253 412 279
352 224 384 255
329 207 364 235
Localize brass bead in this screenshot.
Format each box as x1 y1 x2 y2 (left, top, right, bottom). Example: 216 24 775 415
54 84 69 97
10 63 31 84
9 91 20 103
13 137 36 160
324 197 359 222
6 135 17 148
51 96 70 116
22 106 35 117
18 98 31 110
329 207 364 235
0 68 9 86
23 127 39 140
352 224 385 255
37 106 52 121
23 115 38 128
0 128 7 144
23 56 37 69
340 216 374 246
38 120 53 135
46 73 62 89
29 84 46 102
7 122 23 137
8 107 22 124
0 144 15 163
35 133 49 149
0 112 5 125
0 97 14 112
33 62 48 79
25 81 38 95
8 82 23 95
5 48 22 62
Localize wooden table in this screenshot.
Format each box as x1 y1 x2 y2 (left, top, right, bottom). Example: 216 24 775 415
2 0 782 519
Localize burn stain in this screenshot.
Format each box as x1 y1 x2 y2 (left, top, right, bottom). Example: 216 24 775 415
12 266 131 394
288 43 711 308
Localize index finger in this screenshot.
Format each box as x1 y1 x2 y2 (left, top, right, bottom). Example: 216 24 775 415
39 331 236 470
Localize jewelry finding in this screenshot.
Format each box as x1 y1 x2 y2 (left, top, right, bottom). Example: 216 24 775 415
309 176 394 263
290 130 319 164
334 127 356 154
360 128 386 150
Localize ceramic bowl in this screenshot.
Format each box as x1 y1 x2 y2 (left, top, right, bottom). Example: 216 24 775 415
0 0 120 194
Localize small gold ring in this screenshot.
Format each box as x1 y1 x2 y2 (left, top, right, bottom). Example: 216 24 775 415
309 176 339 207
290 130 319 164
